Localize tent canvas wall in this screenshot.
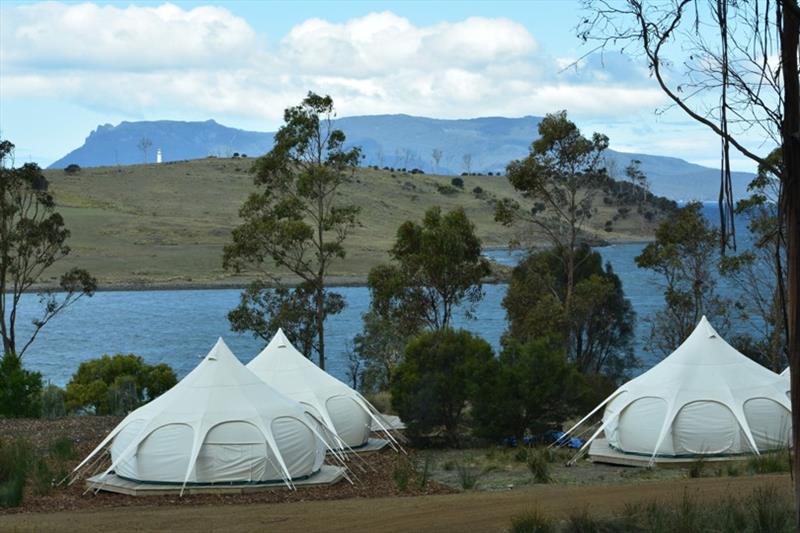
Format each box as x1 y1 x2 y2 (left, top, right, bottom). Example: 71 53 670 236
247 329 395 449
564 317 791 464
74 338 333 491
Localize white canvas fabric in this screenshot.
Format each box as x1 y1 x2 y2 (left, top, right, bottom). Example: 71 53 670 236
565 317 791 462
247 329 393 449
74 338 329 491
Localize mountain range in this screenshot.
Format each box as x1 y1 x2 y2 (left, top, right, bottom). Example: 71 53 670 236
49 115 754 201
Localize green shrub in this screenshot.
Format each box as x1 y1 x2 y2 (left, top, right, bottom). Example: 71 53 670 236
0 438 34 508
456 462 480 490
392 461 412 492
688 456 705 478
0 352 43 418
65 354 176 414
416 454 432 489
748 486 792 533
63 164 81 174
473 339 579 441
50 436 76 462
391 328 495 445
725 463 741 477
527 449 551 484
41 384 66 419
436 184 459 195
747 450 791 474
0 472 25 508
451 177 464 188
509 510 554 533
29 458 54 496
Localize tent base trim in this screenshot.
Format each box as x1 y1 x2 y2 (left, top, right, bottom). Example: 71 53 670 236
328 437 389 456
85 465 346 496
588 438 766 467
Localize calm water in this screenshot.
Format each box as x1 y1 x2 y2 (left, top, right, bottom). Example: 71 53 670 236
15 205 755 386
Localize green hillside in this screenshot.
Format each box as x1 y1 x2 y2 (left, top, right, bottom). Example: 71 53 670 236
42 158 664 288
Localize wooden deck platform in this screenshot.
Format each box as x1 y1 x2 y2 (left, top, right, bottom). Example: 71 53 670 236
86 465 346 496
589 438 747 467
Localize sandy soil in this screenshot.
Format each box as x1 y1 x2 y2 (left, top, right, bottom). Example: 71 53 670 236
0 474 790 532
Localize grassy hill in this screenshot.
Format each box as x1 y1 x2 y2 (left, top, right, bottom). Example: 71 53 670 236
42 158 667 288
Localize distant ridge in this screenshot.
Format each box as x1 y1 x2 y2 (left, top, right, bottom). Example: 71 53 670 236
49 115 754 201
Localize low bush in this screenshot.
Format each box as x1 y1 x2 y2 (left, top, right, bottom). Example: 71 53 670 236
392 460 412 492
526 449 551 484
0 438 34 508
50 436 76 462
41 384 67 419
0 352 43 418
456 462 480 490
65 353 176 414
747 450 791 474
508 510 554 533
436 184 459 195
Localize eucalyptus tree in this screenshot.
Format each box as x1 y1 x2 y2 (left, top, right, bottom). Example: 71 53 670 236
367 206 491 333
496 110 609 315
223 93 360 370
579 1 799 516
0 140 96 359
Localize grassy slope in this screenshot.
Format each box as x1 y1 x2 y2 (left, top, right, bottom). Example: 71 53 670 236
43 158 661 287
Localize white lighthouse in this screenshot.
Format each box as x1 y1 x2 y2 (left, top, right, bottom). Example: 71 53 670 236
156 148 162 164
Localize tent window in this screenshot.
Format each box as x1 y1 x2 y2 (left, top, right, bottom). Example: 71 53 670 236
673 401 737 455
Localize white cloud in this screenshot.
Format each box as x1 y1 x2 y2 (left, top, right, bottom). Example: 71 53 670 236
1 2 258 70
0 3 667 133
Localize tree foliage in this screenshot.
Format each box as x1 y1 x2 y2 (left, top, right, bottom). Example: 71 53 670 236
353 310 409 393
504 244 636 379
496 110 609 315
367 206 490 333
473 339 581 440
228 281 344 359
65 354 176 415
223 92 360 369
0 353 42 418
636 202 730 356
390 328 494 444
0 140 96 359
722 149 788 371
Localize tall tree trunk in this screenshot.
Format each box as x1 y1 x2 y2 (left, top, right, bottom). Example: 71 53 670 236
781 0 800 525
316 283 326 371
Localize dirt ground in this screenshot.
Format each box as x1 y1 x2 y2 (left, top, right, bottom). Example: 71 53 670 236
0 474 790 533
1 416 792 532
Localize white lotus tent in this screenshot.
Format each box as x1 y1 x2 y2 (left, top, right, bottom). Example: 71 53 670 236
564 316 791 464
247 328 396 450
74 338 335 492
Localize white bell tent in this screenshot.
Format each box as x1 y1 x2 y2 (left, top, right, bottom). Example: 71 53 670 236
247 328 397 450
74 338 340 492
564 316 791 464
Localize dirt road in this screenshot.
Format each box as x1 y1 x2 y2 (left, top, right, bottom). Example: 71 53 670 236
1 474 790 533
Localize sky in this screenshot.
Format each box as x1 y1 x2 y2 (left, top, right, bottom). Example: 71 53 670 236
0 0 767 171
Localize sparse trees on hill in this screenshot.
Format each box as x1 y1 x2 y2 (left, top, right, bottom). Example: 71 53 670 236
223 92 361 370
432 148 443 172
137 137 152 164
462 153 472 174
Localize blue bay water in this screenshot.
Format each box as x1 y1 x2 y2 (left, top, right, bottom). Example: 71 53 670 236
14 204 754 387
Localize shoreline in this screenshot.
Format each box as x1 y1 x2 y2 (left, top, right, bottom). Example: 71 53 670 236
21 238 653 294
